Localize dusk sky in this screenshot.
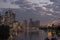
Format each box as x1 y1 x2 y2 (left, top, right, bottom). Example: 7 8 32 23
0 0 60 24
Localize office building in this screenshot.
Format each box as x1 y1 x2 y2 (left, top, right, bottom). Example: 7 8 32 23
5 10 16 25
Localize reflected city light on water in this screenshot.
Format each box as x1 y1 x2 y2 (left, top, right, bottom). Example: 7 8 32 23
48 32 52 38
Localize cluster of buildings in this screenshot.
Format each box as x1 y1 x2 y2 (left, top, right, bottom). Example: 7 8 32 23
0 10 41 40
0 10 21 40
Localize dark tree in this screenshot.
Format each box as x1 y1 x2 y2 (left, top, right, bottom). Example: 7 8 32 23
0 24 10 40
56 26 60 37
45 37 49 40
51 38 57 40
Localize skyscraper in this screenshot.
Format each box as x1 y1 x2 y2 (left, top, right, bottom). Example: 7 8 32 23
5 10 16 25
0 14 2 24
29 18 33 27
4 10 16 40
29 18 40 27
24 20 27 28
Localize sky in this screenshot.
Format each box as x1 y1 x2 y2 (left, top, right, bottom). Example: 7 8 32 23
0 0 53 8
0 0 60 24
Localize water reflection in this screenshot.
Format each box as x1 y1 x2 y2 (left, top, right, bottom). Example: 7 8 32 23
15 30 48 40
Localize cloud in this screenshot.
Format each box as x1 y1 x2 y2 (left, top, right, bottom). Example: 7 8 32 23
41 0 60 19
50 0 60 3
50 0 60 5
42 7 47 10
0 0 53 9
49 9 54 12
0 0 60 24
0 0 20 8
13 0 55 18
0 3 20 8
27 0 53 6
46 13 53 16
52 18 60 24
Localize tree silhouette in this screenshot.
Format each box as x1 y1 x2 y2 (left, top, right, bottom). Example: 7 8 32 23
56 26 60 37
45 37 49 40
0 24 10 40
51 38 57 40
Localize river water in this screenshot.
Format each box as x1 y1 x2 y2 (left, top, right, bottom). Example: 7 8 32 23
15 30 48 40
15 30 60 40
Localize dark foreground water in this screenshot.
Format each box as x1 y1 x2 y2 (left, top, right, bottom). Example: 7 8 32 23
15 30 60 40
15 30 48 40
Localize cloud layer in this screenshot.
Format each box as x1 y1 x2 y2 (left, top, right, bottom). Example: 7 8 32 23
0 0 60 24
0 0 20 8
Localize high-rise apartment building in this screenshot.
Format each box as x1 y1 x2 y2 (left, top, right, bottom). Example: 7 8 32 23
29 18 40 27
5 10 16 25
